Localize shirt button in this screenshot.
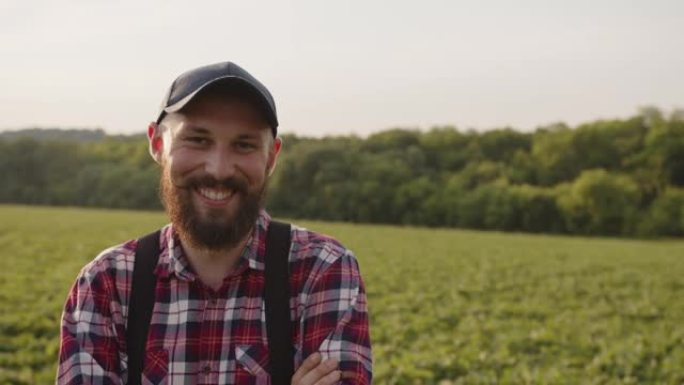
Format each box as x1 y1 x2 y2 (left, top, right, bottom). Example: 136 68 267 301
202 364 211 374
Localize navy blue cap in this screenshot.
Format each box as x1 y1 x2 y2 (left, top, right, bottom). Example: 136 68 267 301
156 61 278 136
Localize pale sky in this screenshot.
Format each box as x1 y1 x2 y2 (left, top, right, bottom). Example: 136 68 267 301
1 0 682 137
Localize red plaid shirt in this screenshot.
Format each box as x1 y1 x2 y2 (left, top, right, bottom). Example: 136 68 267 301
57 211 371 385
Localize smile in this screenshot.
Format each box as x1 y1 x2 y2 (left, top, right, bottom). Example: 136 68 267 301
196 187 235 202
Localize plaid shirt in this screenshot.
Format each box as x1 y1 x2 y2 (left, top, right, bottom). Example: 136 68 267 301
57 211 371 385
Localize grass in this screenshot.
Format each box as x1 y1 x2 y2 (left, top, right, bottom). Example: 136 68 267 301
1 204 683 384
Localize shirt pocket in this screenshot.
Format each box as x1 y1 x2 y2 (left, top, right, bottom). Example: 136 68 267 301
142 348 168 385
235 344 270 378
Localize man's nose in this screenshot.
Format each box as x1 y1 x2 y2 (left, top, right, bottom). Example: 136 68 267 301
204 148 237 180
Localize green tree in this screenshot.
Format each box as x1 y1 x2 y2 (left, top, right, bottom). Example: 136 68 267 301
643 118 684 187
477 128 532 163
419 127 473 172
532 123 622 186
558 169 641 235
512 184 566 233
638 188 684 236
394 176 438 225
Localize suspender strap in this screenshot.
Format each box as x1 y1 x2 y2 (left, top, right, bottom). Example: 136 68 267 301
264 220 294 385
127 230 161 385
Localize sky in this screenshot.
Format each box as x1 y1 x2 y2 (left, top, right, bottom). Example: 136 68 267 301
1 0 683 137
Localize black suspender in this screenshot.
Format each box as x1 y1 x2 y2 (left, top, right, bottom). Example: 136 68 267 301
126 221 293 384
264 221 295 385
127 230 161 385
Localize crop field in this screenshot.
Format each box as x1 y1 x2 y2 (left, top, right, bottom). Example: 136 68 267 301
1 204 683 384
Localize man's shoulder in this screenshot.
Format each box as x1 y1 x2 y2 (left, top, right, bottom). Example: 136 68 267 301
286 224 363 288
79 226 169 280
289 224 354 262
77 239 138 283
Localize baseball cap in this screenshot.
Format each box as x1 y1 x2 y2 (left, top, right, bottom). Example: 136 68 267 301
155 61 278 136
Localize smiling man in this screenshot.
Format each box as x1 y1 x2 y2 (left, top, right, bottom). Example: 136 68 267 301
57 62 372 385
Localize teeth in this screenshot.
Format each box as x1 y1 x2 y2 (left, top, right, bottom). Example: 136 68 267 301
198 187 233 201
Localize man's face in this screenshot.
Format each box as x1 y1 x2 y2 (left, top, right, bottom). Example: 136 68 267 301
155 93 280 251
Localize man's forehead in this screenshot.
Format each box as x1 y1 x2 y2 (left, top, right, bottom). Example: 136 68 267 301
163 115 273 147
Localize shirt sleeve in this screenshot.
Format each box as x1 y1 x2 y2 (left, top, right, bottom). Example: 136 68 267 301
56 262 125 385
299 249 372 385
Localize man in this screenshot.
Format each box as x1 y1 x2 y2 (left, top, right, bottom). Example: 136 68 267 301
57 62 372 385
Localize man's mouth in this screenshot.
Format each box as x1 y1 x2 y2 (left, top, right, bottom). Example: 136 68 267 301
196 187 235 202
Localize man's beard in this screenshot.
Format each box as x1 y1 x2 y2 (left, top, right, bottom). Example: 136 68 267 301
159 166 267 252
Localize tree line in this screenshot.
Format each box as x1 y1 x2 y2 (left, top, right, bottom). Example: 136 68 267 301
2 107 684 237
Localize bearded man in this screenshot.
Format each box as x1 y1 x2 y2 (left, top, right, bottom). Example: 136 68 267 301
56 62 372 385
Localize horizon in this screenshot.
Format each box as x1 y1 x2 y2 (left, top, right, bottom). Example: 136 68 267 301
1 105 678 140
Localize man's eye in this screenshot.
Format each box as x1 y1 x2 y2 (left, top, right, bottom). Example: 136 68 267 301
236 141 257 150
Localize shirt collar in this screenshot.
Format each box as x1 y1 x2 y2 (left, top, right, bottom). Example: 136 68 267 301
154 210 272 280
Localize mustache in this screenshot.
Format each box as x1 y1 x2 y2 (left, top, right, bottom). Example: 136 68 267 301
175 175 249 194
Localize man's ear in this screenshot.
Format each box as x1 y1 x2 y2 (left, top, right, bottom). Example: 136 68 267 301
147 122 163 164
267 136 282 176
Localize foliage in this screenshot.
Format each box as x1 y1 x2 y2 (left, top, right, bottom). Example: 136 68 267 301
1 107 684 237
0 137 161 210
2 205 684 384
638 188 684 236
557 170 641 235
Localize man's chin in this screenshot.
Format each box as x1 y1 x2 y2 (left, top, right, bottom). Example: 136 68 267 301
177 202 259 251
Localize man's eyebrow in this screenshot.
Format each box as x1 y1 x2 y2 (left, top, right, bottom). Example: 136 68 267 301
181 126 210 135
236 132 262 140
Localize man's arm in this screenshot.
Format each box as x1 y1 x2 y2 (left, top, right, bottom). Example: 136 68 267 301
57 262 125 385
299 249 372 385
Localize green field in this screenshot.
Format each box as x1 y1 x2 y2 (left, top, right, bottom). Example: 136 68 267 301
1 204 683 385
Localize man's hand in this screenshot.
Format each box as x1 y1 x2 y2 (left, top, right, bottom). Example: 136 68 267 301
291 352 341 385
